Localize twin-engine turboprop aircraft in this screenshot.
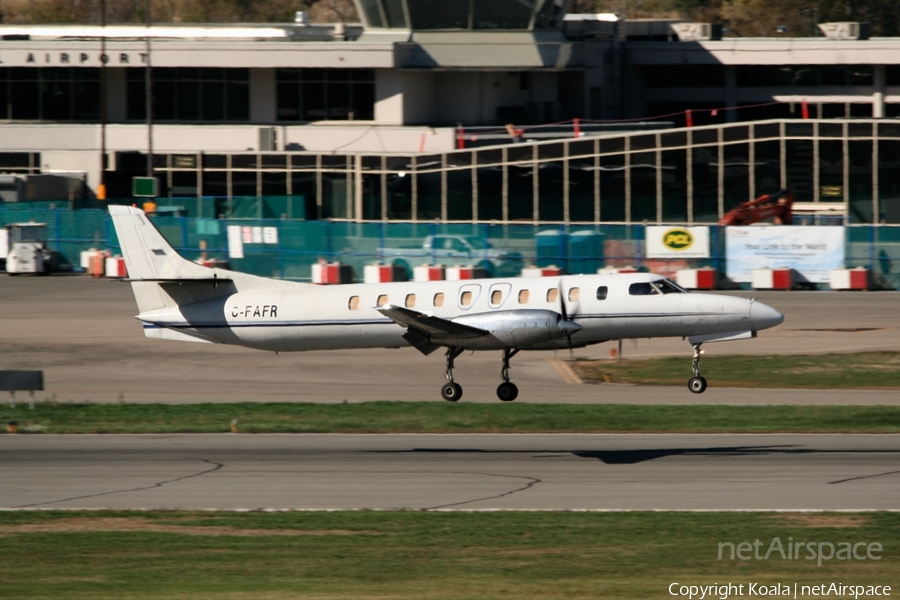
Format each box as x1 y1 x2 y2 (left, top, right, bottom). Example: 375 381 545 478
109 205 784 401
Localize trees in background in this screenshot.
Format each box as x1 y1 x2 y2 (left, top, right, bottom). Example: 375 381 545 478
0 0 355 25
572 0 900 37
0 0 897 36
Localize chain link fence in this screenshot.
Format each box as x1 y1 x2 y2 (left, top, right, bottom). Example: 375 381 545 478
2 204 899 289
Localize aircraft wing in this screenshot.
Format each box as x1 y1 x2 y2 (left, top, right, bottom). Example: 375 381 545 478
377 305 489 355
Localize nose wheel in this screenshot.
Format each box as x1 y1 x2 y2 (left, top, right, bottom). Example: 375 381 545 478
688 343 708 394
497 349 520 401
441 347 464 402
441 382 463 402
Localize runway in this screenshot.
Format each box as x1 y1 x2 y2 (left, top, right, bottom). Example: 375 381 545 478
2 434 899 510
1 276 899 404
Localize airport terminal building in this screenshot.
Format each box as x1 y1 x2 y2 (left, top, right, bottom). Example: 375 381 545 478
2 0 900 223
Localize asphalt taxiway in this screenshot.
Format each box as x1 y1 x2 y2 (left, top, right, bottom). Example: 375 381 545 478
2 434 898 510
1 276 899 404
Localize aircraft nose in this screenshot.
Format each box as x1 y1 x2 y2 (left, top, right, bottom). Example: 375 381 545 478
751 301 784 331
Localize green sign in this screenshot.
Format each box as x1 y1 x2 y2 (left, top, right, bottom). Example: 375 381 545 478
132 177 158 198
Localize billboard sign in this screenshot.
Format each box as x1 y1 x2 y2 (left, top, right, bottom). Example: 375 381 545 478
725 226 845 283
646 226 710 259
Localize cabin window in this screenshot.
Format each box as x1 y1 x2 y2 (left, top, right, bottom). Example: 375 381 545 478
433 292 445 307
568 287 580 302
518 289 530 304
377 294 389 306
596 286 608 300
405 294 416 308
348 296 360 310
460 291 473 307
488 283 510 308
546 288 559 303
628 282 658 296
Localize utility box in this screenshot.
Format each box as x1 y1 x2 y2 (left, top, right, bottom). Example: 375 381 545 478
536 230 603 274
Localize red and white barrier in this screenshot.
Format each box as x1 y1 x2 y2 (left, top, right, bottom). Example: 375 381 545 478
80 249 101 271
676 268 716 290
830 268 870 290
446 265 487 280
364 264 406 283
311 262 352 285
521 265 563 277
413 265 445 281
597 266 638 275
195 258 230 269
105 256 127 278
752 268 794 290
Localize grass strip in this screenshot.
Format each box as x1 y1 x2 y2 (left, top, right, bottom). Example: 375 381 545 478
574 351 900 389
2 402 900 434
0 510 897 599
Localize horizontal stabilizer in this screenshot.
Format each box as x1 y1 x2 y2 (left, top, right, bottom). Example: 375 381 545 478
142 324 219 344
123 277 233 287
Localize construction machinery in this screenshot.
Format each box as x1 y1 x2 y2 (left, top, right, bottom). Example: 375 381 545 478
718 189 794 226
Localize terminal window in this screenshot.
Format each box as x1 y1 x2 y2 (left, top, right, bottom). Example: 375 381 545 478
126 68 249 122
276 69 375 122
0 67 99 121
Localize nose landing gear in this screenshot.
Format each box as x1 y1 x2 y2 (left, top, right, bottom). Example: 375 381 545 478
688 343 708 394
496 348 519 401
441 347 464 401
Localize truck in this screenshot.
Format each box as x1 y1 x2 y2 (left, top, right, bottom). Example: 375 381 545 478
3 222 52 275
381 234 522 278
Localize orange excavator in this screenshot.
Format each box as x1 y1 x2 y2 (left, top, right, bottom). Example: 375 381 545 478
718 189 794 226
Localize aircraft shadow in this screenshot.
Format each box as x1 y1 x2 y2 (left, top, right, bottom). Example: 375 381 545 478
370 446 900 465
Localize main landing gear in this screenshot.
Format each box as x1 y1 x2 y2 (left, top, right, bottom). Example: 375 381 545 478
440 347 465 402
438 347 521 402
497 349 519 401
688 343 708 394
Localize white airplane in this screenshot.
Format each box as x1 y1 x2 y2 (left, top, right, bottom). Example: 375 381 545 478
109 205 784 401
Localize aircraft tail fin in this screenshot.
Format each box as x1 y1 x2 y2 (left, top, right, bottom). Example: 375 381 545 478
108 204 220 281
108 205 299 316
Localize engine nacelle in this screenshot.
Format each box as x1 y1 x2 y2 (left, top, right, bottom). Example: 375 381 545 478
450 309 581 350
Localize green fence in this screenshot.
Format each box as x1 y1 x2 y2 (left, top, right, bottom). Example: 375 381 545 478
2 206 899 289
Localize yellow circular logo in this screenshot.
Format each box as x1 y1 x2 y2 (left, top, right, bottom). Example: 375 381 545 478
662 228 694 251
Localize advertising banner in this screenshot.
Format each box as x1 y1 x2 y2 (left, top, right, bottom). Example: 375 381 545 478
725 226 845 283
646 226 710 259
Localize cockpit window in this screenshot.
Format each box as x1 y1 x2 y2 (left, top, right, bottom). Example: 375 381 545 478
656 279 687 294
629 280 688 296
628 282 658 296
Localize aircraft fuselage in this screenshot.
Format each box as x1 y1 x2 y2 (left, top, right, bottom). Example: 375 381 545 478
140 273 782 353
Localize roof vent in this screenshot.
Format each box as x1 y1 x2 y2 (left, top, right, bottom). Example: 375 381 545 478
817 22 870 40
671 22 722 41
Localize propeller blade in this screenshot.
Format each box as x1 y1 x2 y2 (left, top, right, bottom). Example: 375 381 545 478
557 280 568 322
558 280 575 349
